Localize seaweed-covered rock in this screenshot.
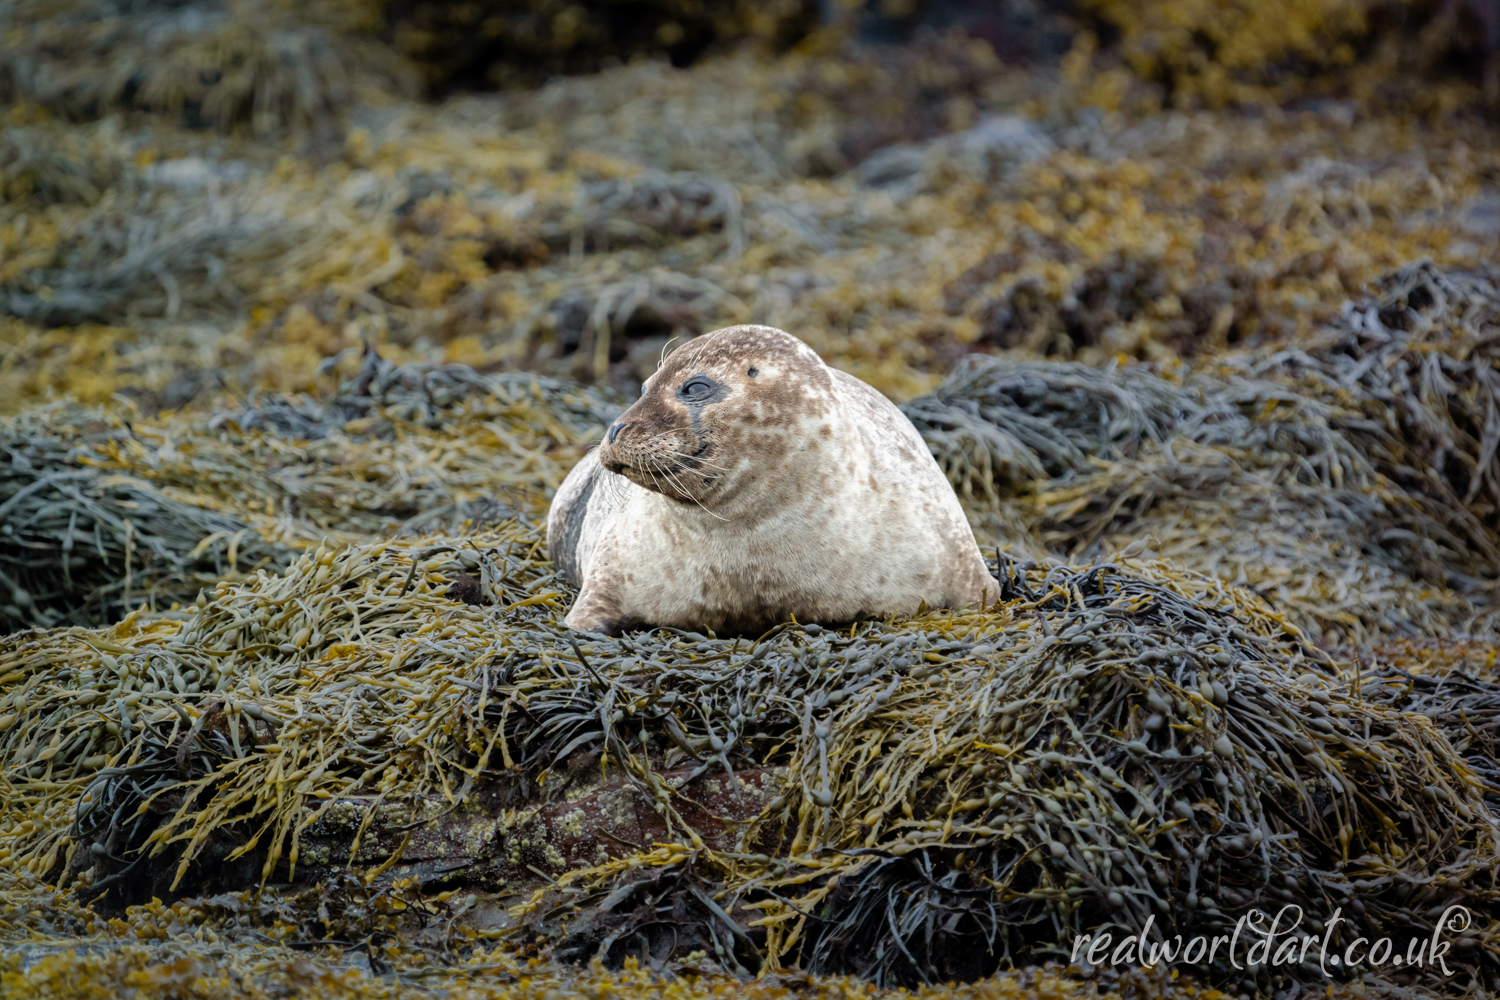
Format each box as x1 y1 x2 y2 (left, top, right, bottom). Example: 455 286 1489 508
5 525 1496 995
0 405 294 631
0 0 418 136
910 261 1500 642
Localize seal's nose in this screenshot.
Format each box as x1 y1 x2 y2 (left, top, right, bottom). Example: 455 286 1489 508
607 420 623 443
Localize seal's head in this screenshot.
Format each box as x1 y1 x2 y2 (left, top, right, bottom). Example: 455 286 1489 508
595 325 837 512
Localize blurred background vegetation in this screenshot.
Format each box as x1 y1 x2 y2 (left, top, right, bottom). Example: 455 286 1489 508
2 0 1497 414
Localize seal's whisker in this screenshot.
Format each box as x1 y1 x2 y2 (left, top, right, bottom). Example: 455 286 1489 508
661 443 732 468
663 335 715 374
657 334 688 371
644 465 666 497
660 464 729 521
645 466 692 513
600 470 631 506
665 450 733 474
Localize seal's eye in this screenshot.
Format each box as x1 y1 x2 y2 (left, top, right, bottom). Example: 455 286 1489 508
747 367 758 378
678 376 719 402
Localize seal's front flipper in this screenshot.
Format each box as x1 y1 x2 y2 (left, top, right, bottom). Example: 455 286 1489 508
563 589 622 635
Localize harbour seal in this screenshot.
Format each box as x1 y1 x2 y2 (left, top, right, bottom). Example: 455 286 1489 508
546 324 999 634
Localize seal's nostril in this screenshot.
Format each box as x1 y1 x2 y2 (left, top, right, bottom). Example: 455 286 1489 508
608 421 623 443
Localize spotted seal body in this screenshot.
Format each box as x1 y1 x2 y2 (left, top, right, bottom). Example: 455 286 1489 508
546 324 998 634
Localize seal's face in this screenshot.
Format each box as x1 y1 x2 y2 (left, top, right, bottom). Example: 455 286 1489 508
595 324 835 511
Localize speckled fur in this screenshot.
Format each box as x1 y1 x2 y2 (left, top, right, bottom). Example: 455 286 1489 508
546 325 998 634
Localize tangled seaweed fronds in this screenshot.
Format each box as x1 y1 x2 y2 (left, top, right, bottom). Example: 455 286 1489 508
915 261 1500 643
0 125 118 206
1345 638 1500 797
900 358 1185 497
0 349 619 633
1240 262 1500 575
0 0 419 137
0 405 295 632
0 124 341 348
1076 0 1498 110
220 345 624 443
1 516 1497 993
518 559 1500 993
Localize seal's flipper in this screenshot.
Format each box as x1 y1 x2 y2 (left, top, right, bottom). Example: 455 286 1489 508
563 587 623 635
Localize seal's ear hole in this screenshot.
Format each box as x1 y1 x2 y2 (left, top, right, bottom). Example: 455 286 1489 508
748 367 758 378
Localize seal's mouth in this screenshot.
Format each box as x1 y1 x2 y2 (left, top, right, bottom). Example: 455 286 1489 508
605 441 713 500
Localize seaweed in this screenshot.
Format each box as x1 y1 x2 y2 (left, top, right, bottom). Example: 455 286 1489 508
0 405 295 632
2 6 1500 998
913 261 1500 644
2 511 1496 994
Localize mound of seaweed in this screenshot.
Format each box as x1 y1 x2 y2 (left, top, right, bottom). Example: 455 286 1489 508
1076 0 1499 109
0 404 295 632
0 348 621 633
0 0 418 137
0 0 816 135
1 519 1497 996
909 261 1500 643
218 345 624 442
